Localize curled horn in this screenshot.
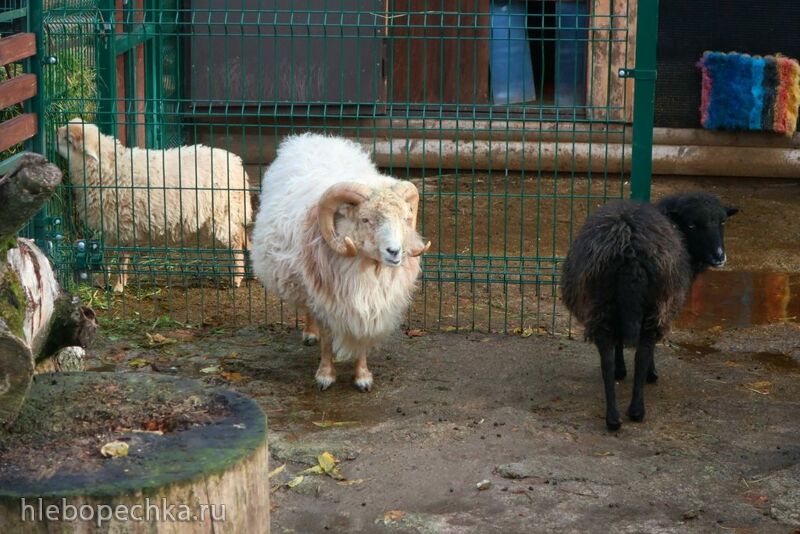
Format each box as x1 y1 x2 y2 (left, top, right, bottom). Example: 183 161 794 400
392 181 431 257
318 182 373 257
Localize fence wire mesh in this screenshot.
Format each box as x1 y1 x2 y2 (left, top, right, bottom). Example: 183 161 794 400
32 0 645 333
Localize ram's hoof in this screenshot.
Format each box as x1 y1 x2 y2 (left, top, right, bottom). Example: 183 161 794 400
606 418 622 431
615 368 627 381
646 371 659 384
627 404 645 422
354 372 373 392
315 373 335 391
302 332 319 346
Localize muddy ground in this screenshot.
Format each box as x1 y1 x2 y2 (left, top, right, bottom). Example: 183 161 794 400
69 174 800 533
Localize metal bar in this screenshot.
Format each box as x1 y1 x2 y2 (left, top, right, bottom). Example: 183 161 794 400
0 7 28 25
96 0 118 137
629 0 659 202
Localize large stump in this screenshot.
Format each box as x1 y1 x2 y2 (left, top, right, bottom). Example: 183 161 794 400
0 372 270 533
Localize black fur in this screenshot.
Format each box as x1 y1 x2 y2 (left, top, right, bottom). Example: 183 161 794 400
561 192 737 431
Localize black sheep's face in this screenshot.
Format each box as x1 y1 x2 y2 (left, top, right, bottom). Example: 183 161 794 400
671 203 739 268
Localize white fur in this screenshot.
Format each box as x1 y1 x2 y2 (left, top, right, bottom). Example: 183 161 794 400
55 119 250 290
250 133 422 361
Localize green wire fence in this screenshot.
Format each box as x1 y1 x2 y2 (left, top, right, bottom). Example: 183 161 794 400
5 0 657 333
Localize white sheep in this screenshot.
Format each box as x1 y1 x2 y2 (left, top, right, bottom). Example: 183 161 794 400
55 118 251 291
250 133 430 391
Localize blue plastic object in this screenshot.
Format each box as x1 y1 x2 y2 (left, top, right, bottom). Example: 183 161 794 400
490 0 536 105
555 1 589 108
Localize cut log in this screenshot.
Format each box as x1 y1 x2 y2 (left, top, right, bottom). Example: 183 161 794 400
0 153 62 241
0 154 97 425
0 238 98 425
0 372 270 533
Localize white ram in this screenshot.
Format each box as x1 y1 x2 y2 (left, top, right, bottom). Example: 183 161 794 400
55 119 250 291
250 133 430 391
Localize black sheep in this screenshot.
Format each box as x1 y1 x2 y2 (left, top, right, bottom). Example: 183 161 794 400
561 192 738 430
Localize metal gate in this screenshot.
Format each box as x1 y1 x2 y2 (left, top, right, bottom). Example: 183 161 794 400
23 0 657 332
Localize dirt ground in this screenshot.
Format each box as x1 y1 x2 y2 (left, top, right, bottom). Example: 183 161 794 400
72 174 800 533
92 173 800 334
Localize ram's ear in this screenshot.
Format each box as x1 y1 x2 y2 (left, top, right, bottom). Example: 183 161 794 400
725 206 739 217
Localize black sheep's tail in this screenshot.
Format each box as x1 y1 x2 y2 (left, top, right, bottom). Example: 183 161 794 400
616 261 647 346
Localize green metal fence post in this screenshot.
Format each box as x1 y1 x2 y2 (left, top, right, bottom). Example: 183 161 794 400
25 0 44 156
26 0 48 247
628 0 659 202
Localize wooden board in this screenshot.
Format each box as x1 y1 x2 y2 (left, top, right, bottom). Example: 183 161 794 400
587 0 637 122
0 73 36 110
188 0 386 111
390 0 490 105
0 33 35 67
0 113 36 153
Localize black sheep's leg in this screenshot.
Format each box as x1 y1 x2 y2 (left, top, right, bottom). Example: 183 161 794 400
646 358 659 383
614 341 626 380
598 341 621 431
628 331 656 422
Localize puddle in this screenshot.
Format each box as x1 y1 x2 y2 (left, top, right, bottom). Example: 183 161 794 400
86 364 118 372
673 343 800 373
676 271 800 330
753 351 800 372
673 342 718 357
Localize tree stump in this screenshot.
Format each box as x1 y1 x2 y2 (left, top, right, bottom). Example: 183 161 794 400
0 372 270 533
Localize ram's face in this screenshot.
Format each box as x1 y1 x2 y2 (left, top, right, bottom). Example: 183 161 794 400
337 190 412 267
668 199 738 269
55 119 101 167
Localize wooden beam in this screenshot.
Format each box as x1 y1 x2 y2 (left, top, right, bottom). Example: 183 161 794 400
588 0 636 122
0 33 36 67
0 73 36 110
0 113 37 153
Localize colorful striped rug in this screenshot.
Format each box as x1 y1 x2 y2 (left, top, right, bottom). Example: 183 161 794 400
698 51 800 136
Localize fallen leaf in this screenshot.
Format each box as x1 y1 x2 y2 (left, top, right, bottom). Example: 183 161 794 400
299 465 325 476
100 440 129 458
318 452 345 480
743 381 772 394
744 493 769 504
312 420 360 428
131 429 164 436
384 510 406 522
521 327 536 338
337 478 367 486
221 371 248 383
200 366 220 374
286 475 304 488
146 333 177 346
268 464 286 479
442 326 459 332
127 358 150 368
168 329 197 341
405 329 426 338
